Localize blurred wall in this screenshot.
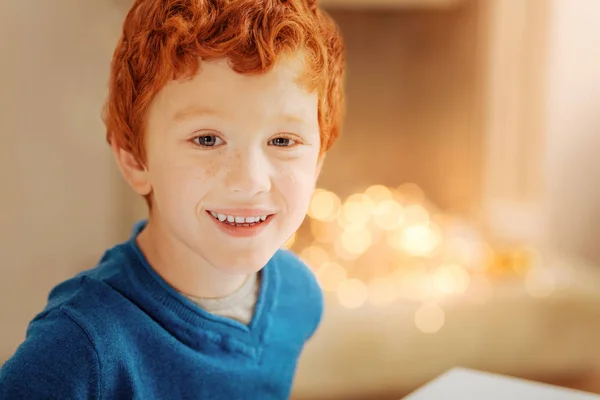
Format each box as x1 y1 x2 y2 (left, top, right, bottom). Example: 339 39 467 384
0 1 129 362
320 2 483 215
543 0 600 263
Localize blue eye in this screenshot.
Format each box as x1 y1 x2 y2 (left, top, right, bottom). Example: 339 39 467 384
193 135 224 147
269 137 297 147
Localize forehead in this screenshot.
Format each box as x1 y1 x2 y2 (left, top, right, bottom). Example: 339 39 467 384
149 54 317 123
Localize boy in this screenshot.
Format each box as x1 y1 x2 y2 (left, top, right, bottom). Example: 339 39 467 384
0 0 345 398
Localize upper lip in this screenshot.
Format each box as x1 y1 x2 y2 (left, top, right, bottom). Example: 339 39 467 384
206 208 277 217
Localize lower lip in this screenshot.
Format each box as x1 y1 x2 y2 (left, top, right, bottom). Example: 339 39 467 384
207 212 274 238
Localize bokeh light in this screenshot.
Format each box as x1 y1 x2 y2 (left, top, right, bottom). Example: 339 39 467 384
372 199 405 231
299 245 329 270
432 263 471 295
340 226 372 256
310 219 339 244
298 183 543 323
365 184 393 203
403 204 430 226
395 182 425 204
414 302 445 333
367 277 398 306
337 279 369 309
308 189 341 221
316 262 347 292
399 223 441 257
338 194 372 228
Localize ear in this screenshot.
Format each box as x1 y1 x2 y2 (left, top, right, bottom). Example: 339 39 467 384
111 140 152 196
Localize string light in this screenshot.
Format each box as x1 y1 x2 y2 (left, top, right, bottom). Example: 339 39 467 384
298 184 541 332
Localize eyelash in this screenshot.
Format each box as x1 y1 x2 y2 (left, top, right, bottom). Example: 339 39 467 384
191 133 302 149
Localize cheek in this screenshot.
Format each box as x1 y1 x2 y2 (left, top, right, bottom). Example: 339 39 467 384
278 163 318 212
151 157 220 208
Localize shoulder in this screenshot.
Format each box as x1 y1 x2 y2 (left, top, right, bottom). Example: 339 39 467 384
272 249 321 295
270 249 324 339
0 308 100 399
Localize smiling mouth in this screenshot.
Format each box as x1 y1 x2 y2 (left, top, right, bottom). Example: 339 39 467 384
206 211 274 227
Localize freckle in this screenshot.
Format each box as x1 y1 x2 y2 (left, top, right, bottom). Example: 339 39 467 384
204 160 220 179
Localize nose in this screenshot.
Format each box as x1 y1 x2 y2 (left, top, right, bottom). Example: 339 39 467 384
224 148 272 196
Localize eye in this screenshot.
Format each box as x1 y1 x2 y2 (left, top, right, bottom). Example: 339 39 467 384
269 136 298 148
193 135 224 147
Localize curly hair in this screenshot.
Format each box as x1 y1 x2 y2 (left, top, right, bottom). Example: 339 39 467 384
103 0 346 165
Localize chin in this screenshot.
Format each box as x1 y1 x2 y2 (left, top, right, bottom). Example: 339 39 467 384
213 250 278 275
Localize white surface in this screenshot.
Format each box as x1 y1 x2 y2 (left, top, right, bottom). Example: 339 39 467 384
404 368 600 400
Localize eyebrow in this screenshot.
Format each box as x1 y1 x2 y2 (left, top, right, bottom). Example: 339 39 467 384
171 105 309 125
280 114 308 125
171 106 226 122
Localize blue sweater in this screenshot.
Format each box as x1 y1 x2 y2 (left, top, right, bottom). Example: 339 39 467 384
0 222 323 399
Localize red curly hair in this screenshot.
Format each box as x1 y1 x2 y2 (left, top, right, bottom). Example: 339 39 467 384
103 0 346 165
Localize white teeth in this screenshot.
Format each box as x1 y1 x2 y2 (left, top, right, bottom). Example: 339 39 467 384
209 211 270 224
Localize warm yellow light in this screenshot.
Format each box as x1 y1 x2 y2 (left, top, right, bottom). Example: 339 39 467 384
524 268 555 298
432 263 470 295
340 226 372 255
394 266 433 301
299 245 330 270
364 185 393 203
338 194 372 228
308 189 341 221
414 302 445 333
367 277 397 306
334 238 360 261
316 262 347 292
396 182 425 203
509 246 540 275
403 204 430 226
310 219 339 244
282 233 296 249
372 199 405 230
399 223 441 257
337 279 368 309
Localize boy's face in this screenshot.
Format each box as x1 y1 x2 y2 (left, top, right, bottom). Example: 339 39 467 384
127 55 322 274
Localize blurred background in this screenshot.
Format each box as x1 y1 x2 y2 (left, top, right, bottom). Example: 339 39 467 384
1 0 599 398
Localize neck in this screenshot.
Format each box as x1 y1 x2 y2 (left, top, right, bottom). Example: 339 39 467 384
136 217 249 299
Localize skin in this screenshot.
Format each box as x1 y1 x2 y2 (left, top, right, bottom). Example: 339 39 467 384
113 54 324 298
